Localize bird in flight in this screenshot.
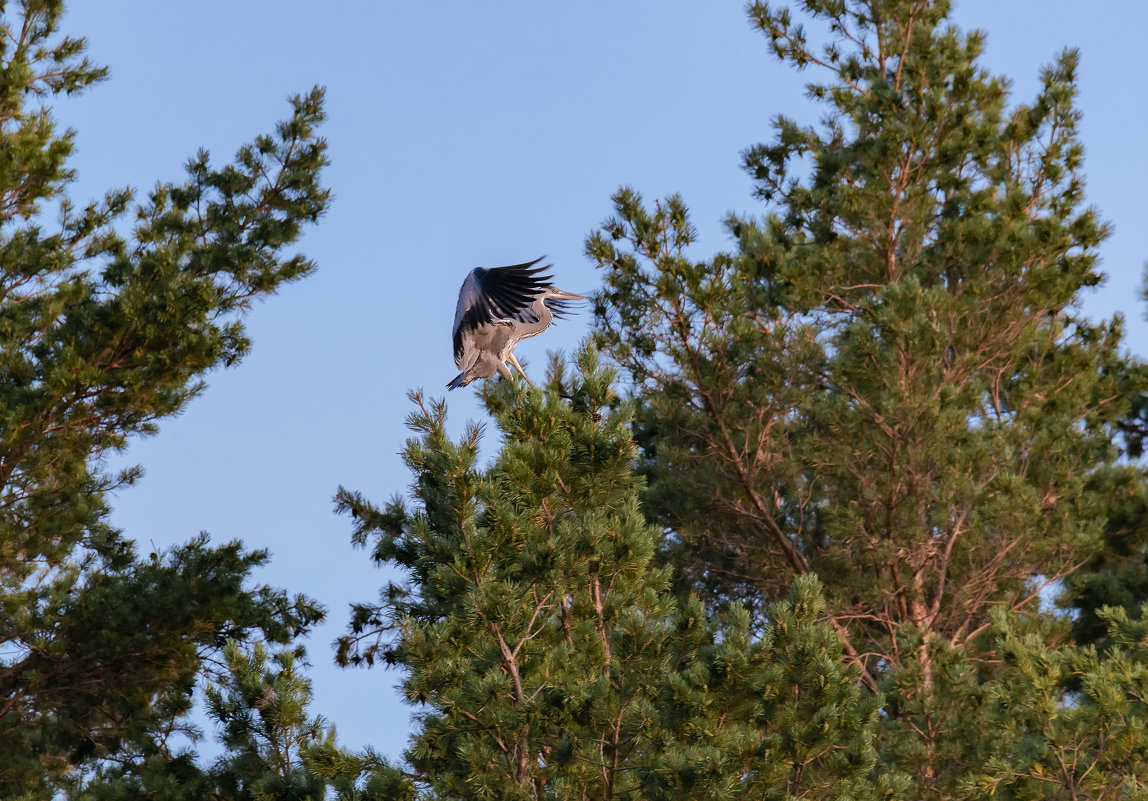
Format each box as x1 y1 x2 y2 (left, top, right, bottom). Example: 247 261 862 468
448 257 584 390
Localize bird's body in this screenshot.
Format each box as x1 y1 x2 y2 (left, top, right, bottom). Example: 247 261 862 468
448 257 583 389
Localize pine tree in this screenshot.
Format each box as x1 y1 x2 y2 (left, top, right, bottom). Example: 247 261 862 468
585 0 1145 792
962 607 1148 800
66 639 392 801
0 1 329 793
1060 420 1148 648
205 641 332 801
336 350 896 800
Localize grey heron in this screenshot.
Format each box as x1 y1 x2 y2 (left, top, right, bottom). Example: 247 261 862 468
447 257 584 390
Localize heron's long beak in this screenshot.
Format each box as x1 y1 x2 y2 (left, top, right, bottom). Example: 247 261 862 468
550 289 586 300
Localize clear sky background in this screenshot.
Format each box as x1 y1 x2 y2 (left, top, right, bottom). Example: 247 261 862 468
53 1 1148 762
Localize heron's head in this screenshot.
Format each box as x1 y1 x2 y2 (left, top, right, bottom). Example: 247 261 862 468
543 287 585 319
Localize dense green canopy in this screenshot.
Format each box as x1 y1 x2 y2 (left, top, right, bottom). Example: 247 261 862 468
2 1 1144 799
0 0 328 794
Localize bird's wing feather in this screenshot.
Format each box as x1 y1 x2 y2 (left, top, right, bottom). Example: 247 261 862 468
453 257 552 365
473 258 552 323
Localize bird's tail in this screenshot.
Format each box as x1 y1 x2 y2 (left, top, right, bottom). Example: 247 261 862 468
446 372 471 390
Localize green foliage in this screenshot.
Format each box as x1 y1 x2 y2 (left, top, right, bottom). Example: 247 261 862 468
6 536 323 793
588 0 1133 661
305 743 416 801
338 349 896 800
960 608 1148 800
1061 458 1148 648
66 639 387 801
0 1 330 794
584 0 1147 793
205 641 331 800
4 1 1142 799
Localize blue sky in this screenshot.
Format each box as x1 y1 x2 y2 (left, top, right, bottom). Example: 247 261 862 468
55 2 1147 761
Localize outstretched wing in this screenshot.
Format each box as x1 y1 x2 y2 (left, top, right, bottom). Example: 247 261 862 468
452 257 552 365
471 257 553 324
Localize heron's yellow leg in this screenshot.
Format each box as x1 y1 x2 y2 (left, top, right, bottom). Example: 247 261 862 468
507 353 534 385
